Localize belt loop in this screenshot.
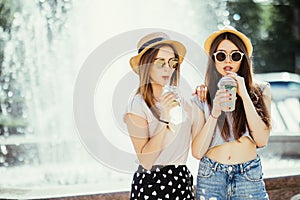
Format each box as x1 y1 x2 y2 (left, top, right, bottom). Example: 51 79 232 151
240 164 244 174
212 162 218 172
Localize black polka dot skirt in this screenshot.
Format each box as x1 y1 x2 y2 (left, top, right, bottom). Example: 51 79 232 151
130 165 194 200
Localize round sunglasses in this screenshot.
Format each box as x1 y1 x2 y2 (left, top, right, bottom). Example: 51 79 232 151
153 57 179 69
213 51 244 63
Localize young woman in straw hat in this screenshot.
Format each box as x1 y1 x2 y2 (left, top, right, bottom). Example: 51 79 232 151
124 32 198 200
192 26 271 199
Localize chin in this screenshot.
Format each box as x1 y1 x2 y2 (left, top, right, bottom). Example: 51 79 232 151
161 80 169 86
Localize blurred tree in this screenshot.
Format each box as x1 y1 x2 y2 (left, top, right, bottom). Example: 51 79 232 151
0 1 32 167
0 0 20 32
0 0 20 72
227 0 300 74
0 0 26 136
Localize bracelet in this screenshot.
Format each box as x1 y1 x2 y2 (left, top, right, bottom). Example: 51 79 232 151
159 119 169 124
210 113 218 119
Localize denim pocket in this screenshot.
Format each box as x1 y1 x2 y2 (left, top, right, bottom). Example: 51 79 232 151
197 162 213 178
243 163 263 182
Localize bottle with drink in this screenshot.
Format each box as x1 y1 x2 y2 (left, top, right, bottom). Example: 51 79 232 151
162 84 186 125
217 76 237 112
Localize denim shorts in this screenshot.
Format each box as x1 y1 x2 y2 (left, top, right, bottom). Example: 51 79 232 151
196 156 269 200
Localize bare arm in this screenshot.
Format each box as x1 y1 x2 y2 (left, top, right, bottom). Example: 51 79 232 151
124 114 168 170
191 105 217 160
227 72 271 147
191 89 229 159
124 92 178 170
241 84 271 147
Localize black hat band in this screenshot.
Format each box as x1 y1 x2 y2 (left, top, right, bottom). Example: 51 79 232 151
138 37 165 53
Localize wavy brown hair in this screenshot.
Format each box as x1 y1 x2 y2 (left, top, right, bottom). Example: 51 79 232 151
205 32 271 141
136 44 180 119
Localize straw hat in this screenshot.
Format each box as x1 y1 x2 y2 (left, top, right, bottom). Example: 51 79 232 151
204 26 253 56
130 32 186 73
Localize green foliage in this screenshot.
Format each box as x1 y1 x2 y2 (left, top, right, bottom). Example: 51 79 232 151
0 0 21 32
227 0 262 40
0 114 27 127
226 0 300 74
0 0 21 76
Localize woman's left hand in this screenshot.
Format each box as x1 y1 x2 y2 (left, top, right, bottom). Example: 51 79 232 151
193 84 207 102
226 72 248 99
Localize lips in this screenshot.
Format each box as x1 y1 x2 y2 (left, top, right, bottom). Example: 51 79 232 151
223 66 233 72
162 76 170 80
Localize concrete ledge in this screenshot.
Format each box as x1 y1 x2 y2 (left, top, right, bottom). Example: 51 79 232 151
1 174 298 199
265 175 300 200
42 175 300 200
48 191 130 200
265 135 300 157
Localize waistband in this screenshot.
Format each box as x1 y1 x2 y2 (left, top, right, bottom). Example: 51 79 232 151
200 155 261 174
137 164 188 173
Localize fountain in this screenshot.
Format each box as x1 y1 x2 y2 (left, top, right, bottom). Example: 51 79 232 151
0 0 299 199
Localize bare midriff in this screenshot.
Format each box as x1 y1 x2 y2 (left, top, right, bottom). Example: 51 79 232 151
205 136 257 165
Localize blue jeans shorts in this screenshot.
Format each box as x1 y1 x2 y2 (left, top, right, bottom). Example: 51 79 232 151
196 156 269 200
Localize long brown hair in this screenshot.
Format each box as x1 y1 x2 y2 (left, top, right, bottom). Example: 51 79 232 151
205 32 271 141
137 44 180 119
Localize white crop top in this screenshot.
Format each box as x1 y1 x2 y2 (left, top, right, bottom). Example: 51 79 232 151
125 94 193 166
192 81 269 149
192 96 253 149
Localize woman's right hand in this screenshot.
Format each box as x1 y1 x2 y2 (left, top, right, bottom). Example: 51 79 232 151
211 89 231 118
159 92 179 120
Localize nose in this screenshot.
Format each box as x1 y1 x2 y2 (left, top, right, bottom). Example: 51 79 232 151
225 54 231 63
163 63 171 71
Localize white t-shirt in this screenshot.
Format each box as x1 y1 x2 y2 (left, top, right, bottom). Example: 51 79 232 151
125 94 193 165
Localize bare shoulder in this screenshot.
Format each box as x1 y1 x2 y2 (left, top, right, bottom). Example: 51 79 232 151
253 79 271 102
253 79 270 92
